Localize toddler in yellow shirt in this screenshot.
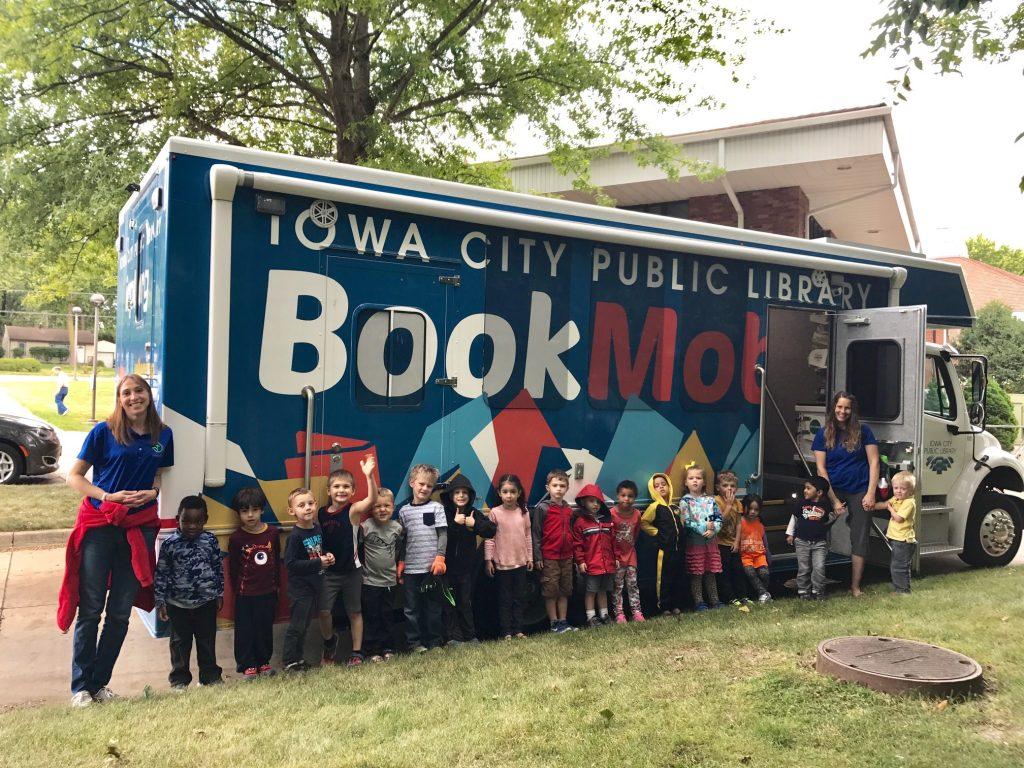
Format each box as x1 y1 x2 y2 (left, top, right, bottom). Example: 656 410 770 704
875 470 917 594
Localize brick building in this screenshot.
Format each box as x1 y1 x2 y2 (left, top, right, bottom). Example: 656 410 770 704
507 104 921 254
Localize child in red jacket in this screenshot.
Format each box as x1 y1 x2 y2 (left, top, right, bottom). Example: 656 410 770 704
572 483 616 627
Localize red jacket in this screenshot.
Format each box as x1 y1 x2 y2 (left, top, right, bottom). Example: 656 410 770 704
532 500 575 561
571 513 616 576
57 498 159 632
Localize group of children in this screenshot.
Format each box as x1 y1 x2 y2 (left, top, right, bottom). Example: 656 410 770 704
152 460 918 685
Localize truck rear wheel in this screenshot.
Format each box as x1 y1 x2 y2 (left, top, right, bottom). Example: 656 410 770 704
959 492 1022 567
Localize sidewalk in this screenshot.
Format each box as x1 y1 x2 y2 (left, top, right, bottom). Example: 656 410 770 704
0 543 330 710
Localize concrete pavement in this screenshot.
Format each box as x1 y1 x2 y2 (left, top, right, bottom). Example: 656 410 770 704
0 542 327 710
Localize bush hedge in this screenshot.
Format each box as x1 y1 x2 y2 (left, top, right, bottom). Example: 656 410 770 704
0 358 42 372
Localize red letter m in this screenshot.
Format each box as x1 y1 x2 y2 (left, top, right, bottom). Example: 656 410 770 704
588 302 677 401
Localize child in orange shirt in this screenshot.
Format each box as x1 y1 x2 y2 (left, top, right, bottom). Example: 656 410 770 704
735 494 772 604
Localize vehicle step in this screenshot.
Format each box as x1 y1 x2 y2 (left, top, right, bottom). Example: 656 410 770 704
920 504 953 516
918 542 962 557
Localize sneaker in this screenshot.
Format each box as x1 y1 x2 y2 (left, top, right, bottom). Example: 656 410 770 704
587 616 601 628
598 614 611 625
814 593 827 602
514 632 527 639
413 645 428 653
695 602 709 612
369 655 384 663
758 593 772 604
615 613 627 624
258 664 276 676
382 652 395 661
503 634 513 640
799 593 813 601
322 633 340 665
243 667 259 680
169 684 188 693
92 687 120 703
284 661 308 674
447 639 465 647
670 608 682 616
551 620 569 633
70 691 93 708
632 611 646 622
346 653 364 667
741 598 754 606
729 599 742 607
197 678 223 687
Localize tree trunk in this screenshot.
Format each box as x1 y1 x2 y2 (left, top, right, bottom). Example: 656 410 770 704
329 8 374 164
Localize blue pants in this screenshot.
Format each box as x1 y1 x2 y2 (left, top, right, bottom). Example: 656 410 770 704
403 573 442 650
55 386 68 416
71 525 156 694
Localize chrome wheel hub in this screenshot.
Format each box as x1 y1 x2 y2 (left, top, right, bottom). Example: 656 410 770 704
980 508 1016 558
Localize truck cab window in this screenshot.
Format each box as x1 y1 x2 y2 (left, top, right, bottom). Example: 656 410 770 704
924 356 955 420
845 339 901 420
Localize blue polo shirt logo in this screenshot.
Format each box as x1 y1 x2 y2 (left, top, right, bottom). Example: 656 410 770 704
152 443 164 455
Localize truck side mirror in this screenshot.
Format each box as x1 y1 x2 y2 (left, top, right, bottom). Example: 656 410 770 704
970 362 987 423
969 401 985 426
970 361 986 425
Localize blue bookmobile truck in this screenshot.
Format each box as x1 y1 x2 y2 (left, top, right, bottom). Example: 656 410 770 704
119 138 1022 632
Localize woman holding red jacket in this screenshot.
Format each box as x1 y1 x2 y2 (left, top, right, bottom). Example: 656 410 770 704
62 374 173 707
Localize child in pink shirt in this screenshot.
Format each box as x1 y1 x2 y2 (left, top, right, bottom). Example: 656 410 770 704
484 474 533 639
611 480 644 623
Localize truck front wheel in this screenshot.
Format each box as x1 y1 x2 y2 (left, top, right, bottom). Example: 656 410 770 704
960 492 1022 567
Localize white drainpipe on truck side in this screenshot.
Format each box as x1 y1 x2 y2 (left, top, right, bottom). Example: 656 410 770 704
203 163 908 487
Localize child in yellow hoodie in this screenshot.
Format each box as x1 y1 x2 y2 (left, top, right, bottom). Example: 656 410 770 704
640 473 688 615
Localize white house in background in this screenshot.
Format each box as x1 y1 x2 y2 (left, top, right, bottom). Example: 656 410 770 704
1 325 94 362
507 103 921 254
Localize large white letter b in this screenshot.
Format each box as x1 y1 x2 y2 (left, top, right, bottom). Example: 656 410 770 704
259 269 348 394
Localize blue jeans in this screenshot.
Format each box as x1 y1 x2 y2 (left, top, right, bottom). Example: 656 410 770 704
71 525 156 694
403 573 442 650
55 386 68 416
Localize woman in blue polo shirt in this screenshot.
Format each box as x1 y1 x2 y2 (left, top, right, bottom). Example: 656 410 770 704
64 374 173 707
812 391 879 598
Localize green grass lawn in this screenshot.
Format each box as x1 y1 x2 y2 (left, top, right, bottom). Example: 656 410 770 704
0 377 117 432
0 480 79 531
1 567 1021 767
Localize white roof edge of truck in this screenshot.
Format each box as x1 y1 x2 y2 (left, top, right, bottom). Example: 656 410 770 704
120 137 970 312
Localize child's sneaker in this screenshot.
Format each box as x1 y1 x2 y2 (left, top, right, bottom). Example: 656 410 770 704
92 687 120 703
69 691 93 708
729 599 742 607
243 666 259 680
632 611 646 622
799 592 813 601
758 593 772 604
383 651 395 661
586 616 601 628
553 620 572 633
369 655 384 663
814 592 827 602
413 645 428 653
258 664 275 676
695 602 709 612
284 661 308 674
322 633 340 665
615 613 627 624
741 597 754 606
346 652 364 667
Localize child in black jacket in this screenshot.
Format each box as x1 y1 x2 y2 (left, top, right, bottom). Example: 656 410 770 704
786 476 843 600
440 475 497 644
640 472 688 614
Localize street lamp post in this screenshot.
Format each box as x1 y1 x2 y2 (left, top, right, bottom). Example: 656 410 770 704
71 306 82 380
89 293 104 424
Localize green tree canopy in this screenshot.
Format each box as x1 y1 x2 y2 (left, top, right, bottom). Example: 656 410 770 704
958 300 1024 393
966 233 1024 274
0 0 771 306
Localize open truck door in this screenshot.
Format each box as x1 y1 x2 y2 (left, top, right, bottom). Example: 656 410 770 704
828 305 927 565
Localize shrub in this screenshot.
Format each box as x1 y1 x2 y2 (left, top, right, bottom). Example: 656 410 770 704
986 378 1018 451
29 346 68 363
0 358 42 372
12 347 24 358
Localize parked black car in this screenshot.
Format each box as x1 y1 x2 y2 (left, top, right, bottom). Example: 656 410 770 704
0 413 62 484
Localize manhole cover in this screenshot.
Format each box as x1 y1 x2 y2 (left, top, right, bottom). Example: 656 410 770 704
816 636 983 698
